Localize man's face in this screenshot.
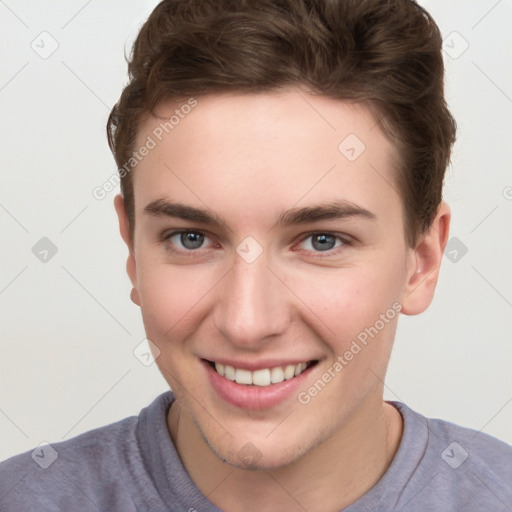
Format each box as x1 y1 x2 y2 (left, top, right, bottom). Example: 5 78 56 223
119 89 420 469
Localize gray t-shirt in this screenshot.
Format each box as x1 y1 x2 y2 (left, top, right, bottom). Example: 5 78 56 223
1 391 511 511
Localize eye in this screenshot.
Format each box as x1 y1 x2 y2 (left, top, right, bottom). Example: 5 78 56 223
296 233 349 255
160 230 351 257
161 230 215 252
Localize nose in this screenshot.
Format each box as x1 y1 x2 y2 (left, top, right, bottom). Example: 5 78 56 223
213 251 290 349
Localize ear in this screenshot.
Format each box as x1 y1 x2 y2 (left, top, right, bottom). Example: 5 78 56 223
114 194 141 306
401 202 451 315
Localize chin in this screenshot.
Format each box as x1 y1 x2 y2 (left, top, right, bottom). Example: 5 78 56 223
212 443 304 471
198 421 326 472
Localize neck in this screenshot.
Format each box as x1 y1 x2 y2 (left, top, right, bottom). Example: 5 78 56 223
167 395 403 512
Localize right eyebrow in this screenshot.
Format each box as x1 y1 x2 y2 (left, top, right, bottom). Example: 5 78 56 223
144 199 226 227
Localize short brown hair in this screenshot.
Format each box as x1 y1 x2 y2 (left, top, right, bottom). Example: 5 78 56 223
107 0 456 247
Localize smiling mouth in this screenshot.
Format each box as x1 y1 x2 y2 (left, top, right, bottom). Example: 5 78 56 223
205 360 318 387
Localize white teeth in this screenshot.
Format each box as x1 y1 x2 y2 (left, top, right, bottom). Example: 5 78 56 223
224 365 236 381
270 366 285 384
295 362 307 376
252 369 271 386
235 368 252 385
283 365 296 380
213 361 311 386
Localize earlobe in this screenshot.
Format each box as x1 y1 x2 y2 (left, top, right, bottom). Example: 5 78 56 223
130 287 141 306
114 194 140 306
400 202 451 315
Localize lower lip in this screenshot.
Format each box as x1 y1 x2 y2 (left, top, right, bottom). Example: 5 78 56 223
204 360 315 411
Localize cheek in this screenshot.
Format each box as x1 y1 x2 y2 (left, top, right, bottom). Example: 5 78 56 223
299 268 398 319
136 259 217 341
287 258 405 349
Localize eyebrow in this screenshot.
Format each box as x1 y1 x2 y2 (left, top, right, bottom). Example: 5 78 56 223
143 198 376 228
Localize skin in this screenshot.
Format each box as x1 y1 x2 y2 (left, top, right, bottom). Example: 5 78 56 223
114 88 450 511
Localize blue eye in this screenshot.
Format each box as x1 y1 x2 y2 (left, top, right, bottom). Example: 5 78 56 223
178 231 204 250
163 230 212 251
299 233 345 253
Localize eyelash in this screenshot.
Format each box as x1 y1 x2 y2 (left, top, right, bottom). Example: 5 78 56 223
159 230 353 257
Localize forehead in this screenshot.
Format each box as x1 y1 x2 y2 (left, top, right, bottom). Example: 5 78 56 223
132 89 402 229
138 89 390 157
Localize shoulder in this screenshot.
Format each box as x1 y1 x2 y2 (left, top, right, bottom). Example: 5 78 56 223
427 411 512 460
422 407 512 479
0 415 138 511
392 401 512 511
0 392 174 512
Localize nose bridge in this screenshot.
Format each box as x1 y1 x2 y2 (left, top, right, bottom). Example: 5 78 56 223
214 252 288 347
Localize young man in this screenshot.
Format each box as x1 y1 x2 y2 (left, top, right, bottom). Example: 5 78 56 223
1 0 511 510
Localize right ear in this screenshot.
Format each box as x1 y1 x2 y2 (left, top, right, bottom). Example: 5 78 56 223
114 194 140 306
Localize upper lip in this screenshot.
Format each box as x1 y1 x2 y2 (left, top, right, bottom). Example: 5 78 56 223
202 357 319 371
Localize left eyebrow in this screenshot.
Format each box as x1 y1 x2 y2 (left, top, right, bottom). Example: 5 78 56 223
274 200 377 226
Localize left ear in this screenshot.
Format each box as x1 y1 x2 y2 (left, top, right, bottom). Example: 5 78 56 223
400 202 451 315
